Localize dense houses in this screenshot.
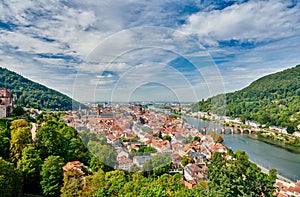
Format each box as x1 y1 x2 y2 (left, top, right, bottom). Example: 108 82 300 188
61 103 300 194
276 180 300 197
63 104 229 189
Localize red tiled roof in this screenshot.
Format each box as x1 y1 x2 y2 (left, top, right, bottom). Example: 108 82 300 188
294 185 300 193
118 157 132 164
287 186 294 193
186 164 201 172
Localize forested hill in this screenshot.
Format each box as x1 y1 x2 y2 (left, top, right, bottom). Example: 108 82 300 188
191 64 300 129
0 67 82 110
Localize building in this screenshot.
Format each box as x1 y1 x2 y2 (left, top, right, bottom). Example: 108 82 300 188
133 155 152 168
117 157 133 171
182 163 207 189
0 88 13 118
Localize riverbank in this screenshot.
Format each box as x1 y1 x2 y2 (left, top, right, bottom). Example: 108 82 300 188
175 109 300 148
250 160 294 183
248 135 300 154
153 107 300 181
221 134 300 182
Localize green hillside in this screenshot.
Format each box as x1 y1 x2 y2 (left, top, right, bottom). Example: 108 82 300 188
0 67 82 110
191 65 300 129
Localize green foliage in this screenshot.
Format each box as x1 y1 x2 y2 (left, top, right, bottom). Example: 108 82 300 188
9 119 32 163
0 135 10 159
0 67 82 110
40 156 65 196
61 169 83 197
82 169 106 196
162 135 172 141
87 141 117 172
193 136 201 142
287 126 295 134
130 164 141 173
35 121 90 163
139 185 168 197
191 65 300 129
207 150 276 196
79 130 107 145
12 106 25 116
130 146 157 157
17 146 43 194
208 131 223 143
0 157 21 196
180 155 195 166
0 120 11 159
268 168 277 184
142 154 172 177
105 170 127 196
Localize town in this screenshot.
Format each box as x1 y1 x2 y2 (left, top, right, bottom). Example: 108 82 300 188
63 103 228 189
62 103 300 196
1 86 299 196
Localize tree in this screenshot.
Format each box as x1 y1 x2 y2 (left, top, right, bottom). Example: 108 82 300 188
207 150 276 196
79 130 107 146
35 121 90 164
158 131 163 139
35 121 65 160
180 155 195 167
17 147 43 194
269 168 277 184
105 170 127 196
142 154 172 177
9 120 32 163
40 156 65 196
0 157 21 196
61 169 84 197
0 135 10 159
12 106 25 116
162 135 172 141
139 185 168 197
193 136 201 142
10 119 29 130
287 126 295 134
208 131 223 143
82 169 106 196
0 120 11 159
130 164 141 173
87 141 116 172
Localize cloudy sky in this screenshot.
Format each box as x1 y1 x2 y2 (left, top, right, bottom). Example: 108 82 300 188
0 0 299 103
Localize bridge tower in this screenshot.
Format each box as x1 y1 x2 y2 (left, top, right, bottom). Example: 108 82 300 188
230 127 234 134
240 128 244 134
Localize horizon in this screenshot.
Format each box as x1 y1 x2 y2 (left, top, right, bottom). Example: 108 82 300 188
1 0 300 103
2 64 299 104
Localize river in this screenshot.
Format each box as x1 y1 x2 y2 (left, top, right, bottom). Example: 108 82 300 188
183 115 300 182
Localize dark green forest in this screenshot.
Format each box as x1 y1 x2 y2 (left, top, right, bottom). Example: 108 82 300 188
191 65 300 130
0 67 82 110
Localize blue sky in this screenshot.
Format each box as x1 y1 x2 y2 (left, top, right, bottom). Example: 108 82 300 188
0 0 299 103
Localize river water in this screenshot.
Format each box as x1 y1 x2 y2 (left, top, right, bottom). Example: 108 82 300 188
183 116 300 182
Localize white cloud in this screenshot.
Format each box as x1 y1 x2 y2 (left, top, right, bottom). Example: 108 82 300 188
181 0 300 44
1 0 300 102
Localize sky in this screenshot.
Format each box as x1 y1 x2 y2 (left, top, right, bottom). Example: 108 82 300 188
0 0 300 103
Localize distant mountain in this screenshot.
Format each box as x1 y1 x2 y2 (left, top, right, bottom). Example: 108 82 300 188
191 65 300 129
0 67 82 110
